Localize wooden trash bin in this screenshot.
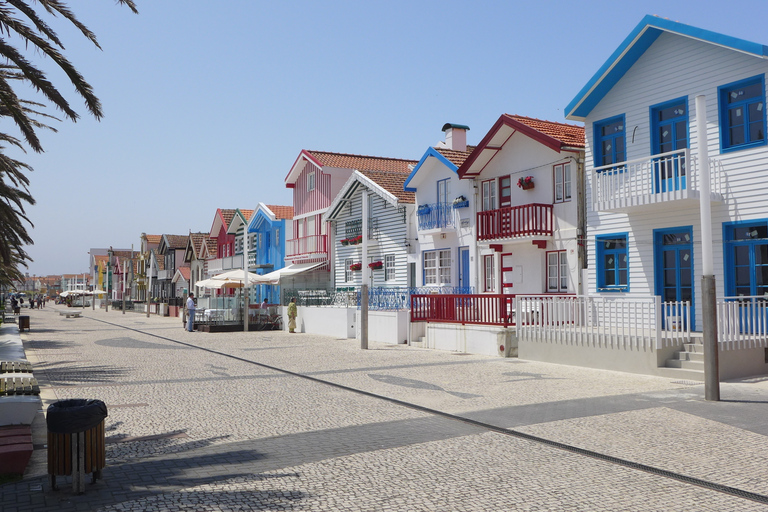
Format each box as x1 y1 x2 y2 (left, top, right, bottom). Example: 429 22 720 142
46 399 108 494
18 315 29 331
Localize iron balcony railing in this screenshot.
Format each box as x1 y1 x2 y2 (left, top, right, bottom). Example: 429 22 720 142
476 203 553 241
417 202 454 231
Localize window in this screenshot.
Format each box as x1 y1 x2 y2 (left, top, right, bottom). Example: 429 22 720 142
724 220 768 297
345 258 354 282
423 249 451 285
385 254 395 281
437 178 451 204
594 116 626 168
554 163 571 203
719 75 766 151
307 171 315 191
547 251 568 292
481 179 496 211
484 255 496 292
596 234 628 291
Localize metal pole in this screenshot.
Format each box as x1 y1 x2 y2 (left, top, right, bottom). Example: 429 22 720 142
696 94 720 401
361 283 368 350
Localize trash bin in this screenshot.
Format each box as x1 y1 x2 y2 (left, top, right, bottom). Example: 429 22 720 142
46 399 108 493
18 315 29 331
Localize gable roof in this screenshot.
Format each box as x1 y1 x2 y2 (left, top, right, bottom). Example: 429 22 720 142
457 114 584 178
565 15 768 121
285 149 417 186
324 170 414 221
404 145 476 192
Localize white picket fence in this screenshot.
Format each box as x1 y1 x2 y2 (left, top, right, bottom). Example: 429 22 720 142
516 295 691 350
717 296 768 350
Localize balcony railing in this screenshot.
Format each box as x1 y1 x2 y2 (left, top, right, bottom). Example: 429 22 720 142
286 234 328 259
417 203 454 231
592 149 724 211
207 254 244 274
410 294 516 326
476 203 553 241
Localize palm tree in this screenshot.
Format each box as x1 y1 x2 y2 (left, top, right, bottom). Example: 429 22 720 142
0 1 138 276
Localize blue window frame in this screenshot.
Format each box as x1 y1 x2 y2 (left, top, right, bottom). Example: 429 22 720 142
596 233 628 292
651 98 688 192
723 219 768 297
593 115 626 169
719 75 766 152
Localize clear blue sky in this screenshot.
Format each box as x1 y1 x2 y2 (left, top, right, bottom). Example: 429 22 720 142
15 0 768 277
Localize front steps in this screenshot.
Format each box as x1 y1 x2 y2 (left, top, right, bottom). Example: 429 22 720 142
658 341 705 381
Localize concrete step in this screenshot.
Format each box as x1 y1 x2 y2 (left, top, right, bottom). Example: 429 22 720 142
672 351 704 363
664 358 705 370
656 366 705 382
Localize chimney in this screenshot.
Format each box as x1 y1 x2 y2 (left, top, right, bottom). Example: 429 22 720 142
442 123 470 152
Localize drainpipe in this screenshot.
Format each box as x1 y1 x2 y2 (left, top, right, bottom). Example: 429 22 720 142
696 94 720 401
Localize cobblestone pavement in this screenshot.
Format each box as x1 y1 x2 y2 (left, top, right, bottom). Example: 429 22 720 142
4 306 768 511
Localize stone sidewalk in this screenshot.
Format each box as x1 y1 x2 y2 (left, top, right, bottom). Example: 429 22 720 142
3 305 768 511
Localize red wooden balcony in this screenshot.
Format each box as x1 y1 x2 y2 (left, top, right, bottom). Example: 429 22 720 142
477 203 553 242
410 294 516 327
286 234 328 259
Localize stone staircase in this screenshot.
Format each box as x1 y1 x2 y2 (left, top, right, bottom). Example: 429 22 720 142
658 340 705 381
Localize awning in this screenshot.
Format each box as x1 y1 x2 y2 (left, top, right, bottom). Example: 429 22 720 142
257 261 326 284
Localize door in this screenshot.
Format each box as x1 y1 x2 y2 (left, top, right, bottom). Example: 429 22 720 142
458 247 470 291
652 99 688 192
654 227 694 330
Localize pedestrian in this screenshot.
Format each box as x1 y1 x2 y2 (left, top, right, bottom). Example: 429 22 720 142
287 297 297 333
186 292 196 332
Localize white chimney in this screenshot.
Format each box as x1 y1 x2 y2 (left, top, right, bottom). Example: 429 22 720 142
442 123 469 152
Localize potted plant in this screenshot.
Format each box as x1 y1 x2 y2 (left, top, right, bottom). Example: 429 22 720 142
368 261 383 270
517 176 534 190
452 195 469 208
349 262 362 271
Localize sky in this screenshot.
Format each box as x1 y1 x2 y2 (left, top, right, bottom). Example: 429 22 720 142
12 0 768 277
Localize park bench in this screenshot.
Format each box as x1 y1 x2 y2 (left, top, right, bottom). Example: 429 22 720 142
59 310 82 318
0 376 39 396
0 361 33 373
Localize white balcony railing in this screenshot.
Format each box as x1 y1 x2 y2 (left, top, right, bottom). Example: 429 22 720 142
207 254 244 274
592 149 723 211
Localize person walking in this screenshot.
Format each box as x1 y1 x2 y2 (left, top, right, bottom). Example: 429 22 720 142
287 297 297 333
186 292 196 332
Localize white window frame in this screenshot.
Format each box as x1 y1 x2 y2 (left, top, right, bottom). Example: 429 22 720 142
482 179 496 211
484 254 496 292
385 254 395 281
554 163 572 203
547 250 568 292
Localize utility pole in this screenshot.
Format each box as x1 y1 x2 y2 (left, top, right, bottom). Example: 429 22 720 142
696 95 720 401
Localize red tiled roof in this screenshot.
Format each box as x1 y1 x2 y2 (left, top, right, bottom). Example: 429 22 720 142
505 115 585 148
164 235 188 249
435 146 476 167
266 205 294 220
306 151 417 173
358 170 415 204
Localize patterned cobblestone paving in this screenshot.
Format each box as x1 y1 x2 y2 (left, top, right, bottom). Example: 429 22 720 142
2 306 768 511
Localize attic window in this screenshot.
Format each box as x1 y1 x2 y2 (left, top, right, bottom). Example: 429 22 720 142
307 171 316 192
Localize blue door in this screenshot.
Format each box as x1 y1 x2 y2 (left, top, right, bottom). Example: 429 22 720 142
654 227 694 330
652 99 688 193
459 247 470 291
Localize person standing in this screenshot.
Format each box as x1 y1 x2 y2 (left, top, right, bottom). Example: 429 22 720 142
186 292 196 332
287 297 297 333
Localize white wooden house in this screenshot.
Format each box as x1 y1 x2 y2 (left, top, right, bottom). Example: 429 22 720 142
404 124 476 291
556 15 768 379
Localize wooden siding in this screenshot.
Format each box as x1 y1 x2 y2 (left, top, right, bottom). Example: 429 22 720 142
583 32 768 328
332 190 409 289
293 162 333 217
